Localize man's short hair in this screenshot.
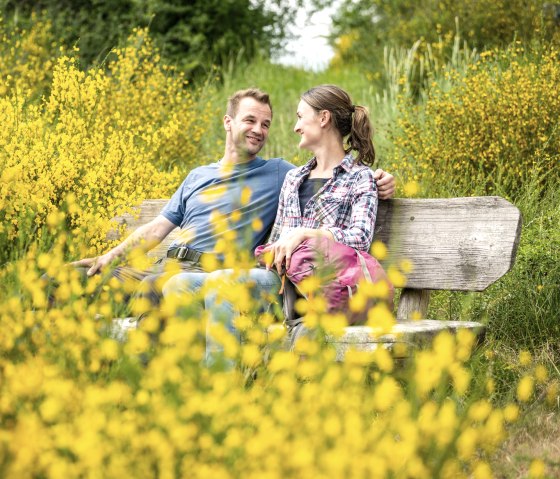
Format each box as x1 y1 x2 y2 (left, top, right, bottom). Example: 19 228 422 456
226 88 273 118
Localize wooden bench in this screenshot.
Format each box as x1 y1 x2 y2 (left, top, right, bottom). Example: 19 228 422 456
110 196 522 358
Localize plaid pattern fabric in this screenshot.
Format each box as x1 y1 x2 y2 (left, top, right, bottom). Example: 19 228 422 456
268 154 378 251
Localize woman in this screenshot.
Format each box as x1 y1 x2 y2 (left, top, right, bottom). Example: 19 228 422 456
263 84 378 273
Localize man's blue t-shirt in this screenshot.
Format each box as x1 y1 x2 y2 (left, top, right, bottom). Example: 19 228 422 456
161 157 294 254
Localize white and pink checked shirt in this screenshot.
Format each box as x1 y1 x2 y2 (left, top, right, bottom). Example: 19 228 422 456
268 154 378 251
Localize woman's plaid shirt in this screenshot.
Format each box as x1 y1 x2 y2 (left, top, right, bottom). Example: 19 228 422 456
268 154 378 251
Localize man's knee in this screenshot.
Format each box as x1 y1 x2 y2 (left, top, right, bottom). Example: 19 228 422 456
162 272 207 297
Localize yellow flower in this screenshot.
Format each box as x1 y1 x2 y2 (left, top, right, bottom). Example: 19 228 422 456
472 461 493 479
528 459 546 478
241 344 261 367
503 403 519 423
372 376 401 412
534 364 548 383
403 181 419 197
519 350 532 366
240 186 252 205
387 266 407 288
370 241 388 260
517 375 534 402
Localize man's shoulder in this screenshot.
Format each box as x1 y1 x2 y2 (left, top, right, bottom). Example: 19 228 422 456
264 157 295 170
189 161 220 174
181 161 220 182
248 157 295 180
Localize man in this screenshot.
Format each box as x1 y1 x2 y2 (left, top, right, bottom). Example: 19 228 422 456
72 88 395 309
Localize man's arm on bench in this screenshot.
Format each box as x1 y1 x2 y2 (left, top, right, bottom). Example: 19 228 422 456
72 215 177 276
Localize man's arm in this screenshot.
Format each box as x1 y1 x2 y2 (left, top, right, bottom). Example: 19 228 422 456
373 169 396 200
72 215 177 276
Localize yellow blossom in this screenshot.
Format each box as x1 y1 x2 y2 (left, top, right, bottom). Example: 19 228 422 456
517 375 534 402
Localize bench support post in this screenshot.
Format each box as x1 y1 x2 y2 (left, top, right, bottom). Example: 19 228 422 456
396 289 431 321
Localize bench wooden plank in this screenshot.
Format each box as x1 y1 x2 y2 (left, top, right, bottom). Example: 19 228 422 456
107 199 181 258
109 196 521 292
374 196 521 291
327 320 486 360
110 319 486 362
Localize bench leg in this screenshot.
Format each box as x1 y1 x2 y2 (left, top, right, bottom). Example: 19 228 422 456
397 288 430 321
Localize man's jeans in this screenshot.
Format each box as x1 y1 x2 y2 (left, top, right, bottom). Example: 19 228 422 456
162 267 281 364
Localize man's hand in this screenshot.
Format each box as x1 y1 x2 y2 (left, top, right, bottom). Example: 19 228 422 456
373 169 396 200
70 252 115 277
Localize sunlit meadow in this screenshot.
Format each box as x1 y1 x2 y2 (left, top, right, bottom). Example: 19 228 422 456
1 19 559 478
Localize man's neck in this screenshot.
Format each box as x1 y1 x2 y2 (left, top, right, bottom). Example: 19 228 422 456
221 150 257 165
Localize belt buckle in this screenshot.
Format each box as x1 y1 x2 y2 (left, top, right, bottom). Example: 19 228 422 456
176 246 189 260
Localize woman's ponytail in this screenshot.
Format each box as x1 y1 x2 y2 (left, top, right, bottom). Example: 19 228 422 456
301 85 376 167
347 105 375 167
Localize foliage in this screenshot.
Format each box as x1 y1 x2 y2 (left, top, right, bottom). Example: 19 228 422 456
0 0 298 77
390 44 560 197
380 33 479 103
383 39 560 362
0 14 559 477
0 26 210 260
471 185 560 350
0 221 550 478
329 0 560 72
0 13 62 100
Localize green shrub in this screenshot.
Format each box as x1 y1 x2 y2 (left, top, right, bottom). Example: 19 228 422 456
391 45 560 198
473 186 560 349
0 0 297 78
330 0 560 72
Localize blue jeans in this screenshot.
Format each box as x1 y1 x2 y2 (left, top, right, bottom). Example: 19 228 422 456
162 268 281 364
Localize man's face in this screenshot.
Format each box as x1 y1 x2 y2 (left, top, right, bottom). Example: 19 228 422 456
224 97 272 160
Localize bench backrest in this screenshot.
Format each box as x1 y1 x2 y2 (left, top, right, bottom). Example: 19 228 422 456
110 196 522 320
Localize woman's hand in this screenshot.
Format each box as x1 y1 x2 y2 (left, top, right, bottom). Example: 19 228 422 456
262 228 309 274
263 228 335 274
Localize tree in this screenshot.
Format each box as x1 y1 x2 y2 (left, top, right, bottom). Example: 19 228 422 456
0 0 298 77
329 0 560 70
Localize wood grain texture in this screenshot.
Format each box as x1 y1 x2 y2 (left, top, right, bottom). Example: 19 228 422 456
109 196 522 292
107 199 180 258
397 289 431 320
375 196 521 291
111 319 486 359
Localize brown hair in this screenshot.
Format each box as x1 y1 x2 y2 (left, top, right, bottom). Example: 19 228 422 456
301 84 375 166
226 88 273 118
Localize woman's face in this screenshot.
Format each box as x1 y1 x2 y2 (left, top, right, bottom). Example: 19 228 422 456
294 99 322 151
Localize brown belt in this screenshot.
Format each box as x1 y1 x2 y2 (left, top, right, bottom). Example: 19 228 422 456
166 245 205 263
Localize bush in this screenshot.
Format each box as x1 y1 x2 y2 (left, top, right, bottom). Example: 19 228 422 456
0 0 297 77
472 185 560 349
0 14 62 100
0 27 210 260
0 230 544 478
330 0 560 72
391 44 560 197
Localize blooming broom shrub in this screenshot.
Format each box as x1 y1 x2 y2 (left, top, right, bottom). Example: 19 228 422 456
0 17 556 478
391 44 560 198
0 26 209 258
0 15 61 99
0 217 555 478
